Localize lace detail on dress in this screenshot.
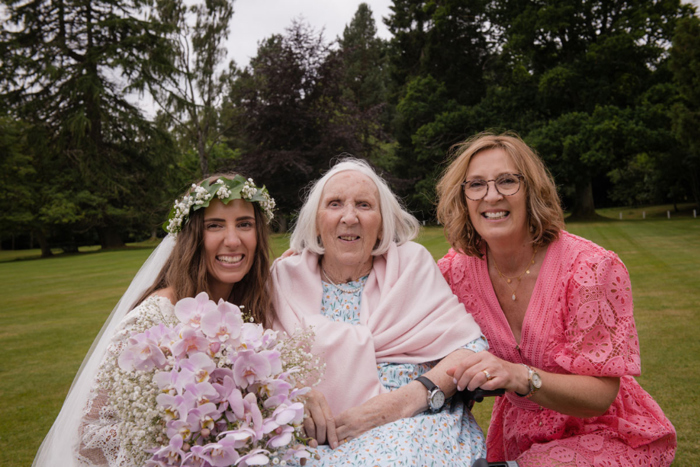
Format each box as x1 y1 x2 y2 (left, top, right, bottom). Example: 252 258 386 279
554 238 641 377
76 295 175 466
439 232 676 466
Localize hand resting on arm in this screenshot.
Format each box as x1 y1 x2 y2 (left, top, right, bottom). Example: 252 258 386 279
448 350 620 419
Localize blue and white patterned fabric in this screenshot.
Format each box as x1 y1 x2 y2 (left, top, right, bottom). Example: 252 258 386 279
301 277 488 466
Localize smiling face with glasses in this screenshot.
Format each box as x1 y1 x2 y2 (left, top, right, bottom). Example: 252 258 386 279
463 148 530 245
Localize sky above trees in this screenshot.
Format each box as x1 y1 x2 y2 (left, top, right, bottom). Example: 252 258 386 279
227 0 393 67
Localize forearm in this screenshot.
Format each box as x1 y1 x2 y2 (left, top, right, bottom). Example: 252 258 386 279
398 348 474 418
521 367 620 418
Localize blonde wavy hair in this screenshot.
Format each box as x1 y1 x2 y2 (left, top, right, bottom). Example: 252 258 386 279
436 132 565 257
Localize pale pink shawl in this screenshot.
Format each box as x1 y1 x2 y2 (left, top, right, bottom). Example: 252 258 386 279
270 241 483 415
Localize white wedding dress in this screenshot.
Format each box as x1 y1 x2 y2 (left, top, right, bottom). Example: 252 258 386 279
33 237 176 467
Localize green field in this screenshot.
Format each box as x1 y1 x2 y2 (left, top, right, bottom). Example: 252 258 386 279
1 217 698 465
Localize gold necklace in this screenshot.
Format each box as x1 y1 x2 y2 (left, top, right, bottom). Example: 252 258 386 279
490 247 538 301
321 267 366 294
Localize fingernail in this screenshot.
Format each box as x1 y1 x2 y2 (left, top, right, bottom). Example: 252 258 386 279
457 384 463 391
453 378 457 385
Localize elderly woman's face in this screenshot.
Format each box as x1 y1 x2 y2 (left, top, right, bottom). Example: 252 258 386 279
317 171 382 276
464 148 528 245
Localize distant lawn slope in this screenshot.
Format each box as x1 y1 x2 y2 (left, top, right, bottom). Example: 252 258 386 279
1 217 697 465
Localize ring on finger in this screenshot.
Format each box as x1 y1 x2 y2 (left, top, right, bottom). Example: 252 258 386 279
482 369 494 381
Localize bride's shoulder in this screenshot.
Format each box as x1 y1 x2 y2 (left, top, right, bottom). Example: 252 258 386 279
149 287 177 306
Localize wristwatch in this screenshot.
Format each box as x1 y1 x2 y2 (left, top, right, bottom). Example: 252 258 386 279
415 375 445 412
516 364 542 399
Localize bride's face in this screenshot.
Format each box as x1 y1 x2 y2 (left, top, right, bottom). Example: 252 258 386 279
202 199 257 300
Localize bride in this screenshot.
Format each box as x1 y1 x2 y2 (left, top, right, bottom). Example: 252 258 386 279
33 173 276 466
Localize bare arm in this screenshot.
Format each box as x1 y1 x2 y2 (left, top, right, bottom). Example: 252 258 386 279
449 350 620 418
333 348 474 442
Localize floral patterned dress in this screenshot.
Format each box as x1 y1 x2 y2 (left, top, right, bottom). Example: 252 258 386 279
305 276 489 466
439 231 676 466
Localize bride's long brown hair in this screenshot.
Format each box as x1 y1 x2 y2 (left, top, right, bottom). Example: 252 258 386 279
135 173 274 327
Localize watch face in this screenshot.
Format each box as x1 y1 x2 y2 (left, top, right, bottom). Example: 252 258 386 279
430 390 446 410
532 372 542 389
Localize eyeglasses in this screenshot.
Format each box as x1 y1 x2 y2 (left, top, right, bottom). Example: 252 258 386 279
461 173 524 201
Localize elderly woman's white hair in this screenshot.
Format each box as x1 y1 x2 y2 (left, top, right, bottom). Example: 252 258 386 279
290 158 420 256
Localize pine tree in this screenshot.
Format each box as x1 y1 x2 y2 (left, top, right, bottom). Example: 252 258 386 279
0 0 176 250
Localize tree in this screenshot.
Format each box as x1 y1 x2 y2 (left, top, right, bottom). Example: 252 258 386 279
669 14 700 207
385 0 493 216
149 0 236 177
338 3 391 160
228 21 362 227
0 0 177 250
491 0 694 217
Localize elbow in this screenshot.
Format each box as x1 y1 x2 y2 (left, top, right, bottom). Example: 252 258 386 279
581 377 621 418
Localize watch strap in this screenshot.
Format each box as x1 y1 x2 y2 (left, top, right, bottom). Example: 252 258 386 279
415 375 438 392
515 364 539 398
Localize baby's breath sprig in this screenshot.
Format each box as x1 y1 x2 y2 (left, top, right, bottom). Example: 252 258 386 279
165 175 276 236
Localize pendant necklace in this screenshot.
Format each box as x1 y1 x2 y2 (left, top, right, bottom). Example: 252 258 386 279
322 267 365 294
490 247 538 301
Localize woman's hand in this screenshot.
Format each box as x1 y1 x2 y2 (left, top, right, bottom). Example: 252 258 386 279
301 389 339 449
447 351 621 418
447 350 529 394
334 386 416 443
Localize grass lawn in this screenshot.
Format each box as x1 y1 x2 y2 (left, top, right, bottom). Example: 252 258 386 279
1 217 698 465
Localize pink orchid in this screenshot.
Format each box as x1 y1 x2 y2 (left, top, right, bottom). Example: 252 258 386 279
175 291 217 329
171 327 210 358
213 375 245 420
201 300 243 343
183 381 220 405
218 427 256 449
151 434 186 465
261 380 293 408
180 352 217 384
154 366 196 395
233 350 272 389
155 393 186 420
191 441 240 467
270 402 304 426
237 448 271 466
266 424 294 448
259 349 282 375
180 447 210 467
238 323 264 350
282 444 311 462
184 402 220 433
118 332 166 371
242 393 264 441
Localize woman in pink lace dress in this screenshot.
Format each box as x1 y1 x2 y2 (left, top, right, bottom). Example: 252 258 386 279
435 133 676 466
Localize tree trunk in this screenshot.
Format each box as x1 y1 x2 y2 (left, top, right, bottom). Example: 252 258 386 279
35 229 53 258
99 228 125 249
569 176 599 220
276 214 288 233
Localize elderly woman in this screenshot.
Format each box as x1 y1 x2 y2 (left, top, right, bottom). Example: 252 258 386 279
271 158 488 465
436 133 676 466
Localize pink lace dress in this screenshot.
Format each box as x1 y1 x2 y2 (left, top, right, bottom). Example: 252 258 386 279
438 231 676 466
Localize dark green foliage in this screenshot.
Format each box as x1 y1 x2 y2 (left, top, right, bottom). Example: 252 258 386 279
0 0 178 253
338 3 391 161
670 15 700 207
150 0 236 177
228 20 364 228
385 0 492 216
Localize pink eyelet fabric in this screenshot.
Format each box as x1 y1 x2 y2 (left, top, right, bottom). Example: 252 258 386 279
438 231 676 466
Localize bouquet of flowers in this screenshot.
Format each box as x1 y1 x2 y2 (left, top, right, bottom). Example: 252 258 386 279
99 292 321 467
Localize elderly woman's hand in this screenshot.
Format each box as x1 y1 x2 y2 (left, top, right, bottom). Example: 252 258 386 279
447 350 530 394
334 388 414 443
301 389 339 449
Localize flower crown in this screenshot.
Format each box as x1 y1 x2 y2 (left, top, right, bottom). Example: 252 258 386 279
165 175 276 236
